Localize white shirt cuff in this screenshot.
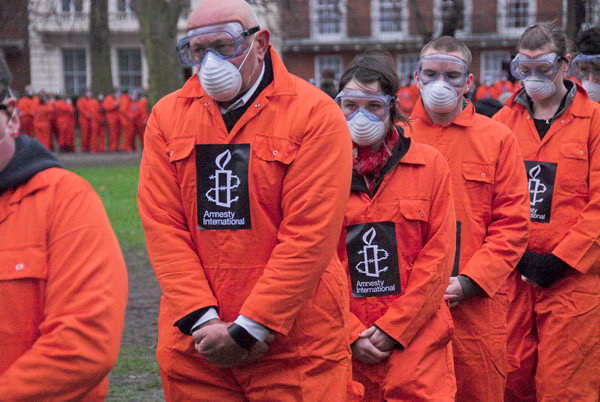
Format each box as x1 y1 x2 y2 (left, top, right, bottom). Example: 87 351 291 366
234 315 270 343
191 307 219 332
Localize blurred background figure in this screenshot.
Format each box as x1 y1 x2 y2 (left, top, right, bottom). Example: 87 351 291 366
54 95 76 152
573 25 600 102
76 90 94 152
102 88 122 152
118 89 134 152
33 90 52 150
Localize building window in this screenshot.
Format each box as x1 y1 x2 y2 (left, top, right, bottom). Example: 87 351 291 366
61 0 83 13
375 0 405 33
117 0 134 12
433 0 472 36
315 55 342 86
118 48 142 89
584 0 600 25
397 54 419 83
481 51 511 82
311 0 346 38
63 48 87 95
499 0 535 34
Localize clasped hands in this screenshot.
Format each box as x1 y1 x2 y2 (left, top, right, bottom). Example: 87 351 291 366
351 326 397 364
193 320 274 367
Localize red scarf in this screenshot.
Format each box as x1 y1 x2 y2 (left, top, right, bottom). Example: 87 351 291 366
352 126 399 193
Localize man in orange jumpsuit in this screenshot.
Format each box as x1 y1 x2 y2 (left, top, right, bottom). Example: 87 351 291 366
103 89 122 152
138 0 353 400
17 87 35 136
77 90 93 152
54 96 75 152
407 37 530 402
118 90 134 152
135 92 148 146
89 94 106 153
336 50 457 400
32 93 53 150
493 23 600 401
0 94 128 400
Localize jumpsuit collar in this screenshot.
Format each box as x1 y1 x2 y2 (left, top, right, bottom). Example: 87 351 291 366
351 126 424 196
411 98 477 127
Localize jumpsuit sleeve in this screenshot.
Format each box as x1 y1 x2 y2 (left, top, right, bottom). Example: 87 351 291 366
138 107 219 325
239 101 353 335
552 112 600 273
375 152 456 347
460 130 530 297
0 174 128 400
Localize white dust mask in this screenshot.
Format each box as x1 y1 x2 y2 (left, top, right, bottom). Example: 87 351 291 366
347 109 387 146
198 37 254 102
583 80 600 102
421 80 460 113
523 77 556 102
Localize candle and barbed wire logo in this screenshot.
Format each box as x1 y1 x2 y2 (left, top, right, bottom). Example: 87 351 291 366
206 149 240 208
356 227 390 278
528 164 547 206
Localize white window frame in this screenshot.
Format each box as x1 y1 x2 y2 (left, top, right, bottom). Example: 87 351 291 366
480 50 511 83
584 0 600 25
498 0 536 37
62 47 88 95
397 53 419 83
433 0 472 37
371 0 409 39
115 0 135 13
314 55 343 87
116 47 143 90
310 0 347 40
60 0 84 13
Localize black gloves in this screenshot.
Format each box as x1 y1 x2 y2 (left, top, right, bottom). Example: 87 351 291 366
516 251 573 288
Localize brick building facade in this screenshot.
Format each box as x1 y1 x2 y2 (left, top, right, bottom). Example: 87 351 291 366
280 0 600 86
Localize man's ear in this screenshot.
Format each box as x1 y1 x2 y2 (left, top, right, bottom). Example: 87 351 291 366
256 29 271 62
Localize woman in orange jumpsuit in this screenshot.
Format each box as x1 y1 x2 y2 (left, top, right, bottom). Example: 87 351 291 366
32 95 52 150
336 48 457 401
494 23 600 401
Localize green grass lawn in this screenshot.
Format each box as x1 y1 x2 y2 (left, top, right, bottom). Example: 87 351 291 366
72 165 163 401
72 165 145 247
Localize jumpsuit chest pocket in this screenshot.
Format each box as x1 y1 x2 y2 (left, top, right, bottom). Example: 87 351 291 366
397 198 430 258
251 134 300 205
461 161 494 217
0 246 47 282
167 135 197 201
558 142 588 194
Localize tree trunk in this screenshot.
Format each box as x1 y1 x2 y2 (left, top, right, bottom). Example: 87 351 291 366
134 0 186 107
410 0 432 44
89 0 113 95
441 0 464 37
566 0 587 41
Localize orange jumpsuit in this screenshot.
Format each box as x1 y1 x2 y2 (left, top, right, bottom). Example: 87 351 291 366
102 94 122 152
138 46 354 401
475 84 495 100
134 97 148 146
77 96 93 152
54 99 76 152
88 98 106 153
33 102 53 150
339 135 457 401
17 96 35 136
0 166 128 400
119 94 134 151
397 84 420 115
493 83 600 402
407 100 530 402
492 80 515 99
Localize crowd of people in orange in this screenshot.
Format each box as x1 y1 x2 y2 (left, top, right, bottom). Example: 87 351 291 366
15 88 149 153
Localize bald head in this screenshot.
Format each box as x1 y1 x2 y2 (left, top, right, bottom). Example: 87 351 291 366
187 0 259 31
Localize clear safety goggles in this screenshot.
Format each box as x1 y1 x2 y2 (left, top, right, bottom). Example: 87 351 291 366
510 52 565 80
176 22 260 67
334 89 392 120
570 54 600 80
415 54 469 87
